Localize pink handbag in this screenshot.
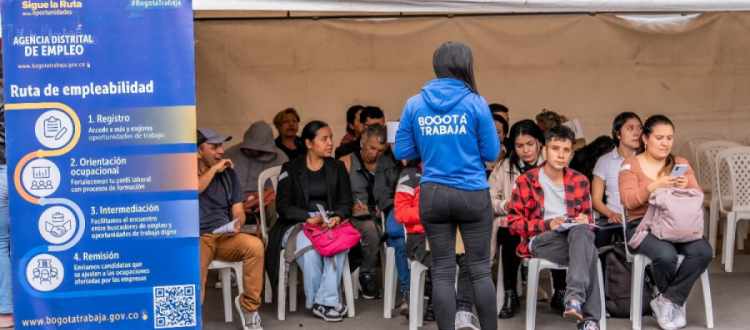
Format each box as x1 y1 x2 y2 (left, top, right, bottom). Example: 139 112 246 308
303 220 361 257
628 188 704 249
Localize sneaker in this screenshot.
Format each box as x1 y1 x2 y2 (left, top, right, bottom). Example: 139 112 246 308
671 303 687 329
455 310 479 330
359 273 381 299
650 296 678 330
334 303 348 318
400 291 410 317
312 303 343 322
578 320 599 330
550 289 567 312
215 272 237 289
235 296 263 330
562 300 583 323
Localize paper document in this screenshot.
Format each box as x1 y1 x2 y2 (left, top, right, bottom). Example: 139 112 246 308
554 222 601 232
213 219 238 234
316 204 330 223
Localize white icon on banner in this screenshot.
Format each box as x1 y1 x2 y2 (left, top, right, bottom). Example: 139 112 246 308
43 116 68 140
26 254 64 292
38 206 77 244
22 159 60 197
35 110 73 149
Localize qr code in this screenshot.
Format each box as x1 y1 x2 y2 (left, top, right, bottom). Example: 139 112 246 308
153 285 197 328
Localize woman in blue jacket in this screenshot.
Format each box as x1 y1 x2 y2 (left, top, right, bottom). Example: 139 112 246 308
394 42 500 330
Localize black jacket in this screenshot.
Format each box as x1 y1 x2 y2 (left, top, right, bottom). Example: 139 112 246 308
335 138 361 159
373 153 400 216
265 156 353 285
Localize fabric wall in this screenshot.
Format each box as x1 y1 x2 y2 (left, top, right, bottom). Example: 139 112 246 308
193 0 750 13
194 12 750 150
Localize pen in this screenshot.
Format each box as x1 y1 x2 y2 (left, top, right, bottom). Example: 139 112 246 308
355 197 364 205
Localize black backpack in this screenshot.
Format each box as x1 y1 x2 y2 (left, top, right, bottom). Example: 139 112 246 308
598 241 654 318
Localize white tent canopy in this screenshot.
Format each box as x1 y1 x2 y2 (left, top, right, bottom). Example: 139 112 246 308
194 0 750 13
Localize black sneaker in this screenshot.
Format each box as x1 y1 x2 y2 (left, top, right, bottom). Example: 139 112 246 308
550 289 567 313
333 303 348 318
312 303 343 322
400 291 410 317
359 273 381 299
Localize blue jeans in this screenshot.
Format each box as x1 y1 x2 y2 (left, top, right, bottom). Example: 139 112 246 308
283 227 347 308
385 236 410 293
0 165 11 314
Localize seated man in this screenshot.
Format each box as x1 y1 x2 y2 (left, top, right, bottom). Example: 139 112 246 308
197 127 265 330
335 106 386 159
226 121 289 236
373 126 411 315
340 124 389 299
508 125 601 330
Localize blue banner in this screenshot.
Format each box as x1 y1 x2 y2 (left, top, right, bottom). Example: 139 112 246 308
2 1 200 329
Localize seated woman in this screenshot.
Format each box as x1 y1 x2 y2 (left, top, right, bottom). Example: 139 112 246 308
485 114 509 176
489 120 555 318
590 112 641 247
273 107 306 160
619 115 712 330
266 120 354 322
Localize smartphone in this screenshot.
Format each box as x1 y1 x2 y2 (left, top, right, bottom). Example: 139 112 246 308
564 217 576 223
670 164 688 177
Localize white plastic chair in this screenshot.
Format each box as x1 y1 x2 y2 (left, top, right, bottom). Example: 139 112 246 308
408 259 429 330
257 166 282 245
276 249 356 320
524 258 606 330
257 166 281 304
697 141 743 256
622 213 714 329
382 213 399 318
208 260 245 322
677 133 723 167
715 147 750 272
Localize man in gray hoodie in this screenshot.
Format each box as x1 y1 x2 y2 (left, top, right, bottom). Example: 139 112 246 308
226 121 289 237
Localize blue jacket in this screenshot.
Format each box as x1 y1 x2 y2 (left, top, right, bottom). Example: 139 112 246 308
394 78 500 191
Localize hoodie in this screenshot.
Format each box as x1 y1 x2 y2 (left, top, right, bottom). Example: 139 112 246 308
225 121 289 192
394 78 500 191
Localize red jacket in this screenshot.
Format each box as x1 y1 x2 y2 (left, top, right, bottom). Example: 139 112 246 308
394 165 424 234
507 163 592 258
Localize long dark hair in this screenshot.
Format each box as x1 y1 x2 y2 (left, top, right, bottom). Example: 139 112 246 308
432 42 478 94
501 120 545 180
612 112 642 146
301 120 329 148
639 115 676 176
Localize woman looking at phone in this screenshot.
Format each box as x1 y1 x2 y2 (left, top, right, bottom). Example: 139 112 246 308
618 115 712 330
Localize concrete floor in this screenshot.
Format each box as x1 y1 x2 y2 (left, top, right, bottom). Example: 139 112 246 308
203 248 750 330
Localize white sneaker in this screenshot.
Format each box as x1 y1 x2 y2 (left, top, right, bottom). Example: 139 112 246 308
650 296 677 330
215 272 238 289
455 310 480 330
671 304 687 329
235 296 263 330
